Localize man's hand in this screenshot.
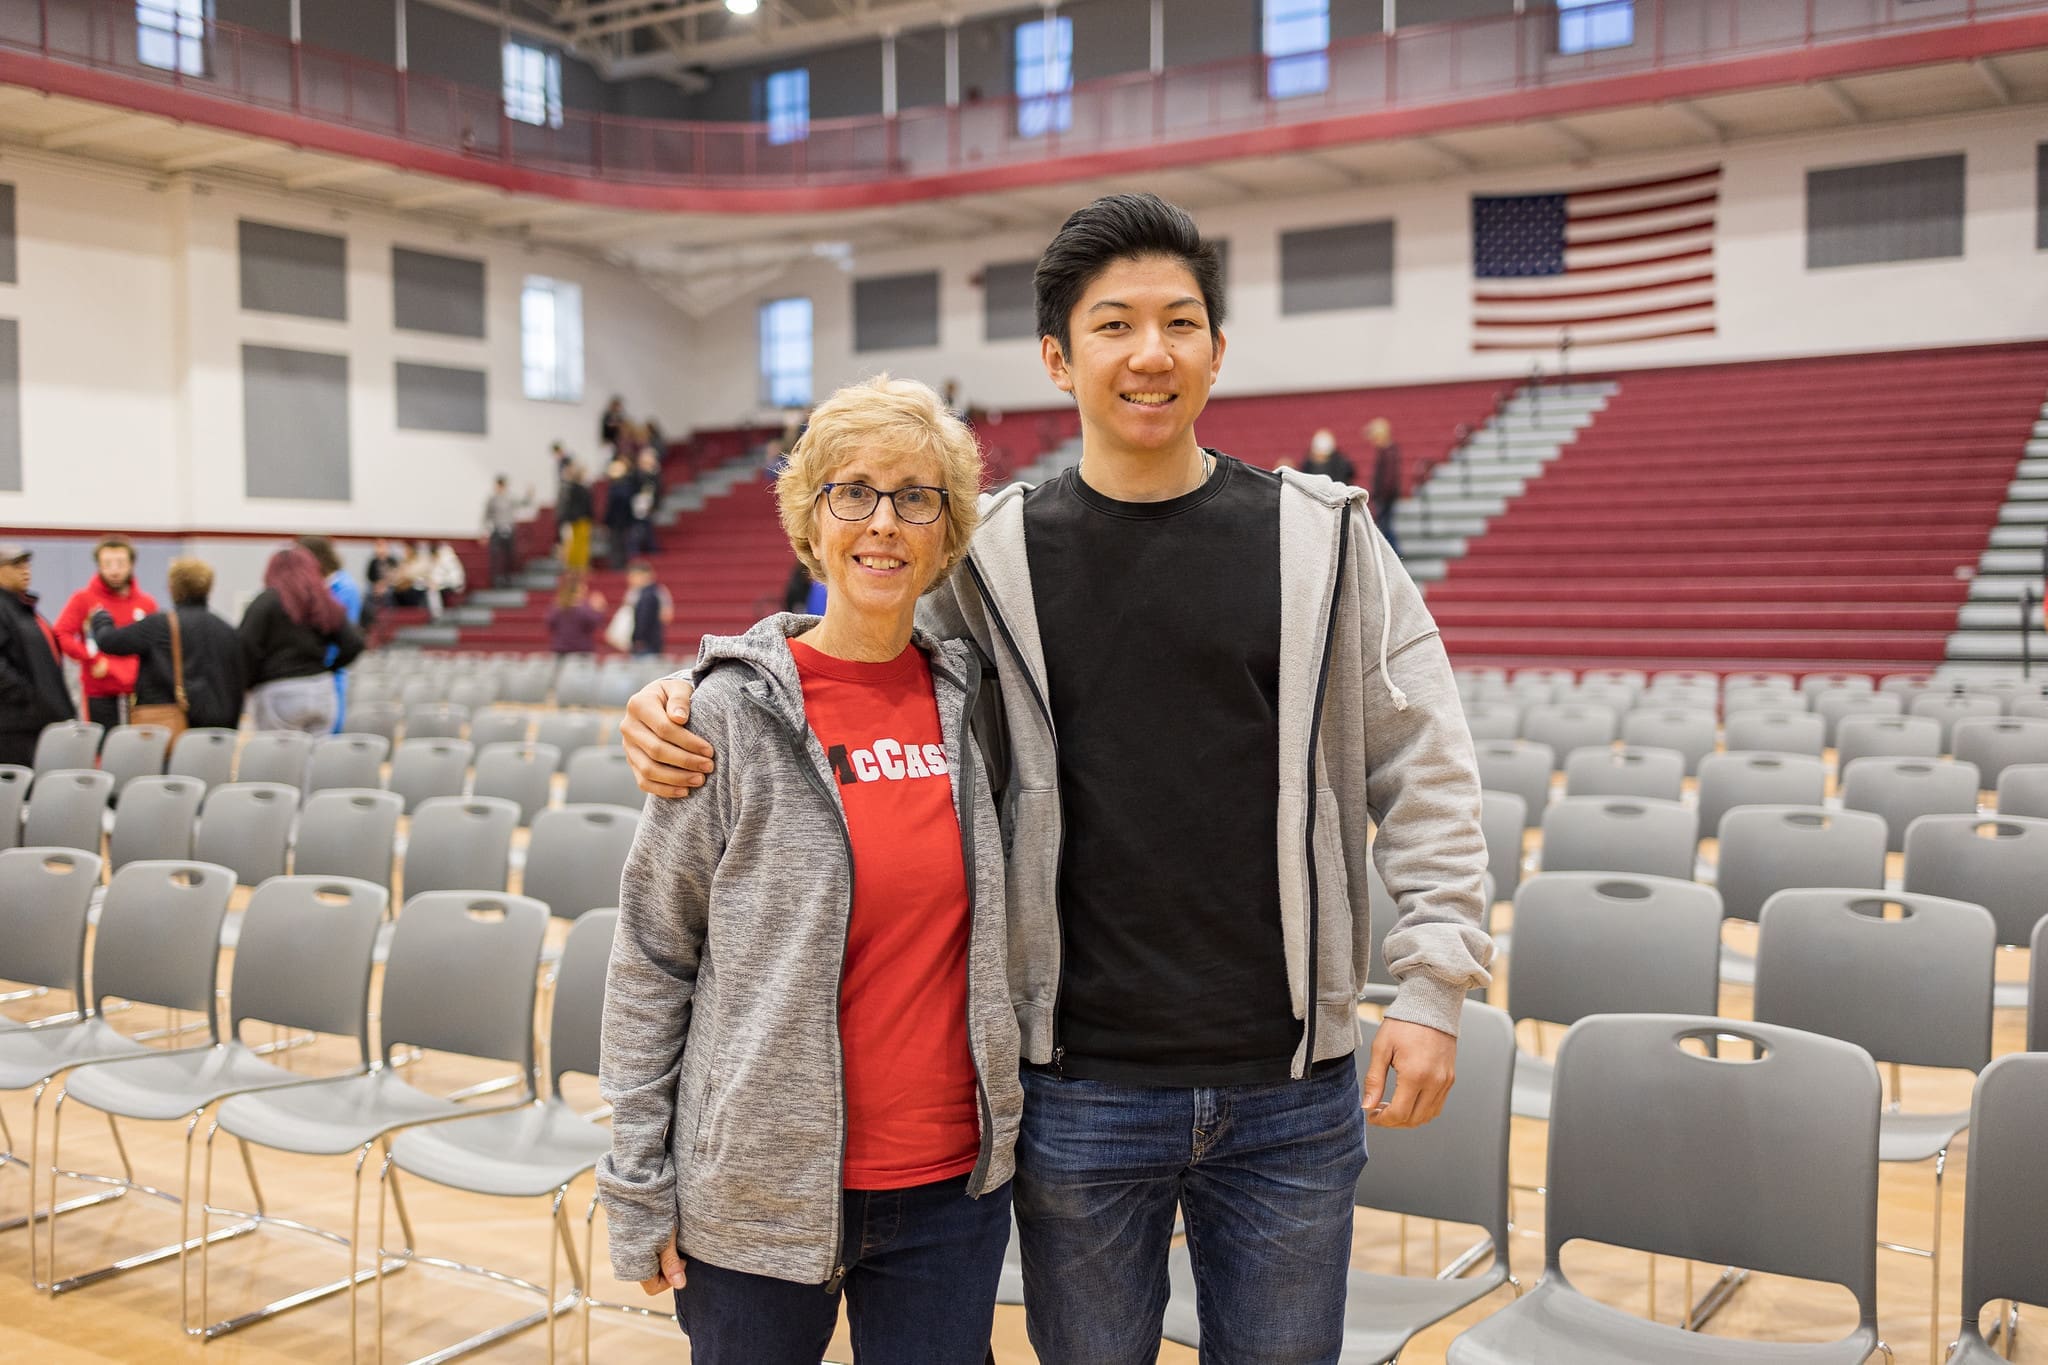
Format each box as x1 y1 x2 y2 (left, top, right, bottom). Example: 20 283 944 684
1359 1019 1456 1129
622 677 715 799
637 1234 687 1295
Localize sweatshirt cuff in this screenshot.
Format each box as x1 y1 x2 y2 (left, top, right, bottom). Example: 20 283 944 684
1384 973 1468 1038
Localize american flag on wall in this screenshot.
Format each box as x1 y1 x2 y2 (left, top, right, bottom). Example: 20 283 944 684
1470 166 1720 351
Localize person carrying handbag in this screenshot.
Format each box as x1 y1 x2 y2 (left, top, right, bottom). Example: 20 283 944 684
92 557 247 734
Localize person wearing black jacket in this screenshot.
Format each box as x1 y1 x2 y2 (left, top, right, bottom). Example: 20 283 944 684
558 461 595 576
240 546 365 734
0 544 75 767
91 557 247 731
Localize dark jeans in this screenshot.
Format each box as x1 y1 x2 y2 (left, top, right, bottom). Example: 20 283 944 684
488 530 517 587
674 1173 1010 1365
1373 499 1402 558
1016 1056 1365 1365
85 694 124 736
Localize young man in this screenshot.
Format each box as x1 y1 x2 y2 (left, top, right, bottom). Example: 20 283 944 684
0 544 75 767
53 536 158 731
618 194 1492 1362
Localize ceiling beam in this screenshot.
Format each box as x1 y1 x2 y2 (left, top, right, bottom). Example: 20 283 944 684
285 161 393 190
411 0 580 46
160 140 277 173
390 183 499 211
41 112 156 151
1415 135 1476 173
478 199 591 228
600 0 1082 77
1815 79 1863 122
1666 99 1726 142
1545 119 1596 160
1971 57 2012 105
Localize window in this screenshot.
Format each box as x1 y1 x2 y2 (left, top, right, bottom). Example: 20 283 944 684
138 0 207 77
1558 0 1634 55
503 41 563 129
1015 17 1073 139
765 68 809 146
1263 0 1328 100
521 276 583 403
760 297 813 408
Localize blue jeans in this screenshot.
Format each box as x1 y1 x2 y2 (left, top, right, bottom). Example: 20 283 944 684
1016 1056 1365 1365
675 1173 1011 1365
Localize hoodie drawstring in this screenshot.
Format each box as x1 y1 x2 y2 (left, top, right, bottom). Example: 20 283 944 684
1365 506 1410 713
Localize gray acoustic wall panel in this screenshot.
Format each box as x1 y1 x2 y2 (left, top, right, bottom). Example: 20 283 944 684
0 182 15 284
243 344 350 500
2038 143 2047 251
395 361 488 434
983 260 1037 342
854 271 940 352
0 318 19 492
1280 220 1395 314
239 219 347 320
392 246 486 338
1807 153 1966 269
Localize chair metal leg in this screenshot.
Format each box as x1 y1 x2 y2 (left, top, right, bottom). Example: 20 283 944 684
580 1192 659 1360
1928 1148 1947 1365
1687 1267 1751 1329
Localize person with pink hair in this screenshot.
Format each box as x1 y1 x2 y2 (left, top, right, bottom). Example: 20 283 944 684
238 544 365 734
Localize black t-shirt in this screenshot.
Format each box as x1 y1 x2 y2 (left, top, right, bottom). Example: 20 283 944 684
1024 453 1298 1086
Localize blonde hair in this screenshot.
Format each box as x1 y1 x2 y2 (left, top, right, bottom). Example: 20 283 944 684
776 375 984 587
166 557 213 605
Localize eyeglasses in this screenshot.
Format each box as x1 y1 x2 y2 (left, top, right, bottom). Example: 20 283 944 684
817 483 950 525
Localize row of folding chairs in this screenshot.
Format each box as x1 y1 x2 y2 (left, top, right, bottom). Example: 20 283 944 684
350 654 684 710
326 706 625 759
0 853 624 1361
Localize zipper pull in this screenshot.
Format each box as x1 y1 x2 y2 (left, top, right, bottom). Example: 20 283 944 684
1052 1046 1065 1078
824 1262 848 1295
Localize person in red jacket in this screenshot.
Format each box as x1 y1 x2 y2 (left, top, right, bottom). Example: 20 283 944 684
52 536 158 732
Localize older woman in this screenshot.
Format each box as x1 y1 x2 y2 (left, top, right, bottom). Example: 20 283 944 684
598 376 1020 1365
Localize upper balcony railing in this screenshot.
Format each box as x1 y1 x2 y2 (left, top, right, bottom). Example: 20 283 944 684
5 0 2046 191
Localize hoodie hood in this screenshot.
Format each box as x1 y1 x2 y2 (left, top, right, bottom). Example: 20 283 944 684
695 612 976 730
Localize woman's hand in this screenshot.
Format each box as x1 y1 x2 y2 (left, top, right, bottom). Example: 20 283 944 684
638 1233 688 1295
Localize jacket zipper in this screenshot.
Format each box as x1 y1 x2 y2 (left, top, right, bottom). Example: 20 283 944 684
962 556 1069 1075
1299 502 1351 1075
747 689 856 1293
953 655 998 1196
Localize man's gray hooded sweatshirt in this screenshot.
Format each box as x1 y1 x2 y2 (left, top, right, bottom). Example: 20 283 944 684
597 616 1022 1286
925 467 1493 1072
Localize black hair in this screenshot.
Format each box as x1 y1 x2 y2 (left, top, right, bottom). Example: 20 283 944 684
1033 193 1225 358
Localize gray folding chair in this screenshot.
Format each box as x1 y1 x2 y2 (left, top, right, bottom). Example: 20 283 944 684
348 701 404 746
1946 1053 2048 1364
32 722 103 776
499 664 554 706
1722 684 1799 716
42 876 386 1312
0 858 233 1289
108 775 205 871
1802 672 1875 701
1561 745 1684 803
400 676 447 705
553 662 602 709
193 783 300 887
1814 690 1904 749
23 770 115 855
1505 872 1723 1123
1475 740 1554 830
533 714 602 772
1904 813 2048 1010
1714 806 1887 986
306 735 390 795
403 702 470 742
1480 790 1526 912
2033 916 2046 1053
166 729 238 795
1950 716 2048 791
1728 672 1796 692
1513 667 1576 701
382 911 619 1363
99 725 171 799
1464 701 1521 743
199 891 549 1354
1754 888 1997 1365
1164 999 1519 1364
385 739 475 815
1582 667 1646 695
1444 1014 1884 1365
467 708 534 752
0 765 30 849
562 747 642 811
1837 715 1942 770
233 732 313 791
0 846 101 1032
447 678 498 713
1879 673 1934 702
1695 752 1828 847
1652 669 1718 691
1723 709 1825 758
1839 758 1981 854
472 743 561 827
1561 684 1638 715
1521 704 1618 764
1994 762 2048 818
523 804 640 925
1911 693 2001 752
294 789 403 893
1619 708 1716 777
400 797 518 897
1539 797 1697 881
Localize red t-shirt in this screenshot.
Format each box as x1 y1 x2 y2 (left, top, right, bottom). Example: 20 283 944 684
789 638 981 1191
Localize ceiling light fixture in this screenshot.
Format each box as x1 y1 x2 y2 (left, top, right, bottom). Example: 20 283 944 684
726 0 759 13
